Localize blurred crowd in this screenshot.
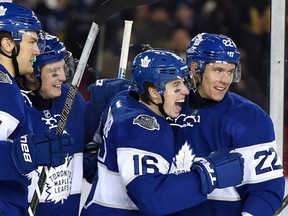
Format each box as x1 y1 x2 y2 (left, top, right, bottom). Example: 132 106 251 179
14 0 270 109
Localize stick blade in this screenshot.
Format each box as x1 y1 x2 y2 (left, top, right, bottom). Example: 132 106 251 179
93 0 163 25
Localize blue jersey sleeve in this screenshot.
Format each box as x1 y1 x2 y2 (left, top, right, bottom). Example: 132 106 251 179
238 177 285 215
127 172 206 215
230 99 285 215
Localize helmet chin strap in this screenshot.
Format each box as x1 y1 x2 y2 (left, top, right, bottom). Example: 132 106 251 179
145 94 169 119
157 98 169 119
11 46 20 78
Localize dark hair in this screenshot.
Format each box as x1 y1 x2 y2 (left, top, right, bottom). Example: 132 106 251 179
139 82 156 105
0 31 13 46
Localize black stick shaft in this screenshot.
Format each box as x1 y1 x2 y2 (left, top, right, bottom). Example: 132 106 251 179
273 195 288 216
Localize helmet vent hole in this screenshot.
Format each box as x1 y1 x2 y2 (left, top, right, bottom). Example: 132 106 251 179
159 69 176 74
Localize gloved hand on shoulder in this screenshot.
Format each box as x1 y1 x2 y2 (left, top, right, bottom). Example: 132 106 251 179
11 130 73 174
191 149 244 194
88 78 132 110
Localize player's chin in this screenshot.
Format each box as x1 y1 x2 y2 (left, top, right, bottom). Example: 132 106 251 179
170 110 181 118
211 92 226 101
51 89 62 98
213 95 225 102
25 65 34 74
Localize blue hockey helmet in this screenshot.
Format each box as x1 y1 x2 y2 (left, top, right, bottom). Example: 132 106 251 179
0 3 42 43
33 33 74 79
132 48 191 95
186 33 241 82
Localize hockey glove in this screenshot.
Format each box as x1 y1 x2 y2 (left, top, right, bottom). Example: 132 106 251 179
11 131 73 174
191 149 244 194
88 78 132 109
83 141 100 184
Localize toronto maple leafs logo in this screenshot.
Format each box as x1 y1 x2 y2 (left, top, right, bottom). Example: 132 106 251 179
45 156 73 204
193 34 204 46
133 114 160 130
28 155 73 204
141 56 151 67
0 6 7 16
169 142 195 174
27 155 73 204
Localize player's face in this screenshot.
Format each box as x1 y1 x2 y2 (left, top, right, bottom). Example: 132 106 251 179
163 79 189 118
17 31 40 75
39 59 66 99
198 62 235 101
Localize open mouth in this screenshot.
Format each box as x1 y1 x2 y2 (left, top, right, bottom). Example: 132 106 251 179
53 84 62 88
175 99 185 108
215 86 226 91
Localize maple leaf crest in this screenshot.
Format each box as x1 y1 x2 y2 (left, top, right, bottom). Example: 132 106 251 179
169 142 195 174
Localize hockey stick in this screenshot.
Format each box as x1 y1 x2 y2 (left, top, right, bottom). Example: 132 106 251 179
118 20 133 79
273 194 288 216
28 0 163 215
96 25 106 75
93 0 162 26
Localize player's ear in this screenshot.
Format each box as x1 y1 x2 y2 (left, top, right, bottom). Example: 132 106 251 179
24 73 40 91
24 73 36 82
190 62 201 84
148 86 161 103
190 62 197 76
0 37 14 54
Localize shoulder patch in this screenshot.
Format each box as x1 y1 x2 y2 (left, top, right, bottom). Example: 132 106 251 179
133 114 160 130
0 70 12 84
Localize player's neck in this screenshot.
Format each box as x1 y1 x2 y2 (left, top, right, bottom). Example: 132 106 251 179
0 57 15 77
140 100 164 118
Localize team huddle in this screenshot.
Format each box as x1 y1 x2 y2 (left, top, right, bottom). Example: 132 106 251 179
0 2 285 216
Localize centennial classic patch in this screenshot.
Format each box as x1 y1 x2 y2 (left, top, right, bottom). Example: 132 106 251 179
0 71 12 84
133 114 160 131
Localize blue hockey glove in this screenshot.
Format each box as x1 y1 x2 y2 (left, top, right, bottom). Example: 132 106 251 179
83 141 100 184
11 131 73 174
191 149 244 194
88 78 132 109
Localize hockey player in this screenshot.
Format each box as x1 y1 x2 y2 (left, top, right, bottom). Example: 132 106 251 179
0 3 72 216
81 49 244 215
170 33 285 215
20 33 86 216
